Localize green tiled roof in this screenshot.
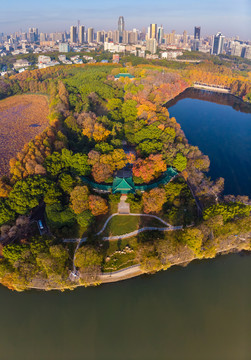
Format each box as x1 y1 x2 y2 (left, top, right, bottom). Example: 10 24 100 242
81 167 178 194
114 73 134 79
112 177 135 194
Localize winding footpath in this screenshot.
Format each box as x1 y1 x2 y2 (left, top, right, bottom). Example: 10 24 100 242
96 212 182 241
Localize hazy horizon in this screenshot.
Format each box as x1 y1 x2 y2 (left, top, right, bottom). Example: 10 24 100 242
1 0 251 40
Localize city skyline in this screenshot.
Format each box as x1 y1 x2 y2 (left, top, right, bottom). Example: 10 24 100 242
1 0 251 40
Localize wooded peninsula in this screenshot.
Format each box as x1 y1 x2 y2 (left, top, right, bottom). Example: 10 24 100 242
0 58 250 291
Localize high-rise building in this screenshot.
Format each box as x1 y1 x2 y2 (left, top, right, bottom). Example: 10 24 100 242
157 25 164 44
70 26 77 43
59 43 70 53
128 31 137 44
118 16 125 43
79 25 85 44
212 32 225 55
194 26 201 40
29 28 38 42
150 24 157 39
123 30 129 44
97 31 104 43
243 46 251 60
183 30 187 45
113 30 120 43
40 33 46 42
231 41 243 57
170 30 175 44
146 38 157 54
87 28 94 43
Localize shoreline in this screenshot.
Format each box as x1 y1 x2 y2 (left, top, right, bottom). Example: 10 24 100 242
163 85 251 109
13 236 250 292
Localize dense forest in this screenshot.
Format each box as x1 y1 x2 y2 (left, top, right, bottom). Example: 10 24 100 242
0 62 250 290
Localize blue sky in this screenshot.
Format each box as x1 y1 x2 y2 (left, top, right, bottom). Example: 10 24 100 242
1 0 250 39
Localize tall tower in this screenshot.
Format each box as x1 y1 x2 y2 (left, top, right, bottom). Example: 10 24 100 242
183 30 187 45
194 26 201 40
70 26 77 43
157 25 164 44
79 25 85 44
87 28 94 43
150 24 157 39
118 16 125 43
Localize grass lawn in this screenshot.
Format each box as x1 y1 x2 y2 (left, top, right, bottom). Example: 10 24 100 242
104 215 140 237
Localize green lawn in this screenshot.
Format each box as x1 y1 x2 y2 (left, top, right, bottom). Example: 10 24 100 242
103 215 167 237
105 215 140 236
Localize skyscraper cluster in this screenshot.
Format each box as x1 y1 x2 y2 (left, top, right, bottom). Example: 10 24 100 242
1 17 250 61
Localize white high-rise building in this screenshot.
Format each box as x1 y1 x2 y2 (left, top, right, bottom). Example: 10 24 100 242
212 32 225 55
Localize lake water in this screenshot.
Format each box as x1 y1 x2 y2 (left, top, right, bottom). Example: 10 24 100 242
0 91 251 360
167 89 251 197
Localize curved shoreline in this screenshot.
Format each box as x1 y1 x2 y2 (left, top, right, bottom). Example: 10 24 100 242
165 86 251 113
16 235 250 291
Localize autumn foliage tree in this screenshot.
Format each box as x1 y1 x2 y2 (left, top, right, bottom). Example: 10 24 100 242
89 195 108 216
70 186 89 214
142 188 167 213
133 154 167 183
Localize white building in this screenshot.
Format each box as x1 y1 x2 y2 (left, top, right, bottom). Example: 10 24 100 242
146 38 157 54
38 55 51 64
13 59 31 69
212 32 225 55
161 50 183 59
104 42 126 53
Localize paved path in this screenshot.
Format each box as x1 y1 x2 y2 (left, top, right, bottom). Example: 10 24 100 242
102 225 183 241
100 264 142 282
96 213 174 236
63 238 87 243
194 83 230 93
118 195 130 214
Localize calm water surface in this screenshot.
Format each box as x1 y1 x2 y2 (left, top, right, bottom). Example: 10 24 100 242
0 91 250 360
167 89 251 197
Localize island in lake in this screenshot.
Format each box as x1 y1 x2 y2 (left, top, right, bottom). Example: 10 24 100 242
0 60 250 291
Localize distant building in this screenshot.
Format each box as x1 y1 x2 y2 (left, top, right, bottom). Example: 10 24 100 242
194 26 201 40
38 55 51 64
243 45 251 60
59 43 70 53
157 25 164 44
79 26 85 44
123 30 129 44
118 16 125 43
150 24 157 39
87 28 94 43
70 26 77 43
113 30 120 43
58 54 66 62
146 38 157 54
113 54 120 63
183 30 188 45
104 42 125 52
192 39 200 51
97 31 104 43
13 59 30 69
212 32 225 55
39 41 56 47
231 41 243 57
128 31 137 44
161 50 183 59
40 33 46 42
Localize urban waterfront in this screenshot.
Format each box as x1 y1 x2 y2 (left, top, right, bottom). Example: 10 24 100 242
0 92 250 360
